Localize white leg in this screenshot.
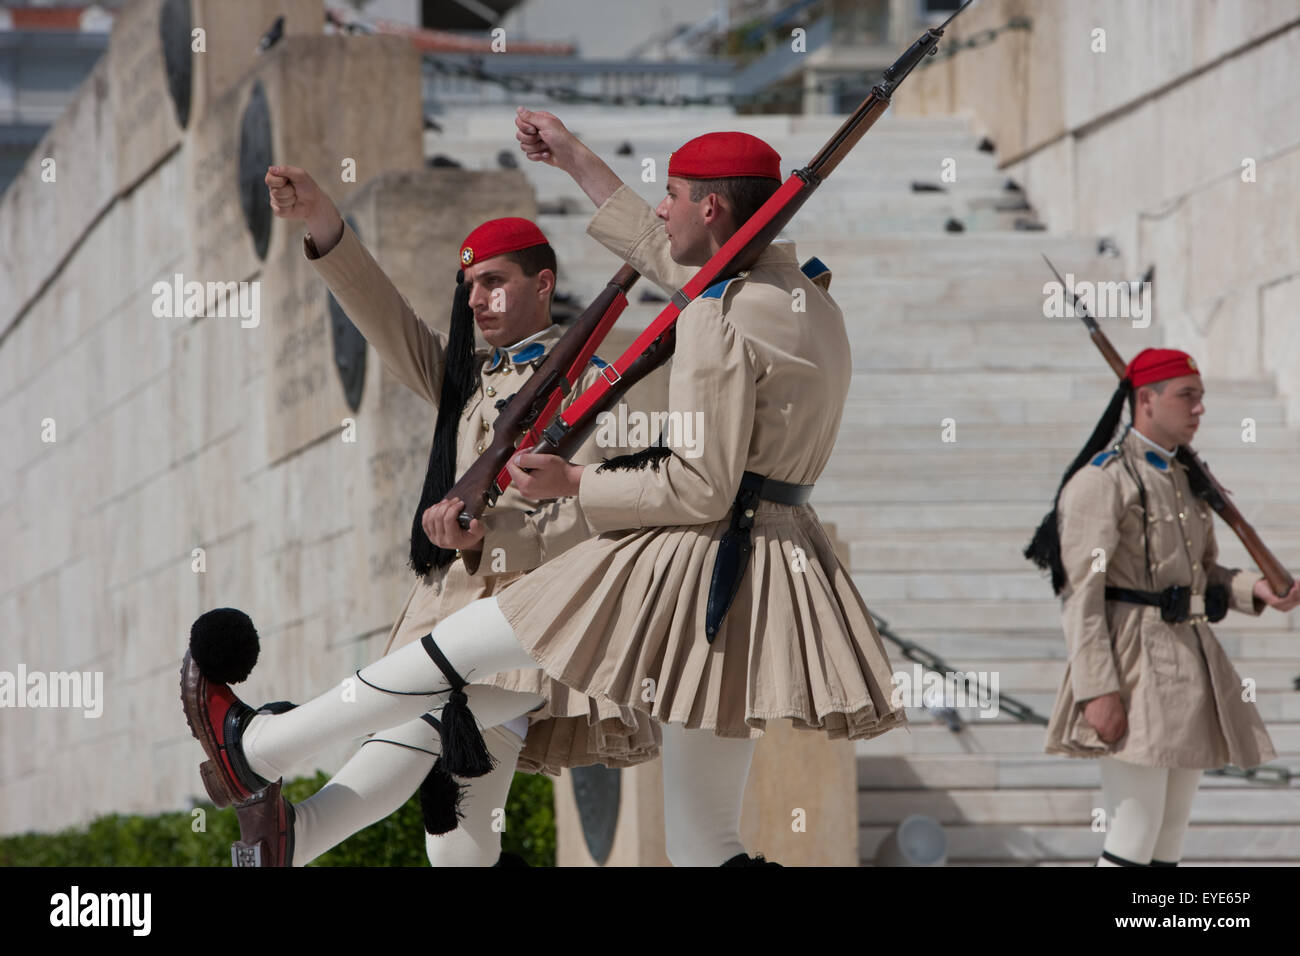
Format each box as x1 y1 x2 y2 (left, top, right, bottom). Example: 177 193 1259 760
290 716 440 867
242 597 539 779
660 722 756 866
1098 756 1166 866
1150 768 1202 864
425 723 525 867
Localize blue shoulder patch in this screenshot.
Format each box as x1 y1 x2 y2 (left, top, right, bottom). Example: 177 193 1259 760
511 342 547 364
701 275 742 300
1090 450 1117 467
1144 450 1170 471
589 355 608 370
800 256 830 281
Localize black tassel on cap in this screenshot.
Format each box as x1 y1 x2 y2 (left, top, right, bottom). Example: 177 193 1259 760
419 758 466 835
420 634 496 777
409 270 478 578
1024 379 1132 595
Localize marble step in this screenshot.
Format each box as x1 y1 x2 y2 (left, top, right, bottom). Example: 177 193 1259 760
857 786 1300 826
895 690 1300 723
845 373 1277 402
856 823 1300 863
817 474 1300 504
855 754 1300 789
855 598 1300 636
853 722 1300 757
826 421 1294 447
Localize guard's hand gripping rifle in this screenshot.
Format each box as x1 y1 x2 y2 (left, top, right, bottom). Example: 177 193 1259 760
1043 255 1294 598
448 0 976 527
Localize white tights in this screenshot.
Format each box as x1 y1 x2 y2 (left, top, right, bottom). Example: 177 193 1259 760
242 598 542 781
660 722 756 866
241 596 763 866
1096 756 1202 866
289 713 528 867
241 597 541 866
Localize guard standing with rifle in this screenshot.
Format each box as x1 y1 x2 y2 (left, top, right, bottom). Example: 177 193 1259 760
1027 345 1300 866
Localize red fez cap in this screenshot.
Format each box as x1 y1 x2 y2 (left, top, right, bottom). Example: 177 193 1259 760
1125 348 1200 388
667 132 782 181
459 217 549 268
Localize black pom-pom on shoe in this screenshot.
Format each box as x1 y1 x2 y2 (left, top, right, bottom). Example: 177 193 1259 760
189 608 260 684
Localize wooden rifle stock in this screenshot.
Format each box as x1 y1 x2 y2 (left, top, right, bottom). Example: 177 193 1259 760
1042 256 1294 598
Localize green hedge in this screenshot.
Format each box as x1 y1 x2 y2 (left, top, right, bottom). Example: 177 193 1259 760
0 770 554 867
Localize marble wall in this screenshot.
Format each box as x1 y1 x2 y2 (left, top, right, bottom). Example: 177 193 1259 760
897 0 1300 416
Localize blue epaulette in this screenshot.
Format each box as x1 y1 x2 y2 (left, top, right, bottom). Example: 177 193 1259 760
1090 450 1117 467
589 355 609 369
800 256 830 281
701 276 742 300
699 255 833 301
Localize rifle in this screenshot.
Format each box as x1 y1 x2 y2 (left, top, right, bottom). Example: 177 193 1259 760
1043 254 1294 598
448 0 976 525
443 263 640 521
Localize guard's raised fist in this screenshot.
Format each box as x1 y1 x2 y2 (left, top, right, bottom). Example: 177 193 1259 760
264 164 320 220
515 106 578 169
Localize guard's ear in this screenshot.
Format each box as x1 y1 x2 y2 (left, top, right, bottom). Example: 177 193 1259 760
534 267 556 300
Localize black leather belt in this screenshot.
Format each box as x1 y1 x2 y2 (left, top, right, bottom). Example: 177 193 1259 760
1105 584 1228 623
704 471 814 642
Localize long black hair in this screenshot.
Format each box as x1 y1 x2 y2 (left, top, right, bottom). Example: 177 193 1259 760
408 271 477 577
1024 379 1133 595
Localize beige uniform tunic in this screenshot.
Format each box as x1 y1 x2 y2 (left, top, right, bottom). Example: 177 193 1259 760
492 185 907 742
1044 427 1275 768
305 224 659 774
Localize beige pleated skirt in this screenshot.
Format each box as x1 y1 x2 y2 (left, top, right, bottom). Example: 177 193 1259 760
384 564 661 776
496 500 908 742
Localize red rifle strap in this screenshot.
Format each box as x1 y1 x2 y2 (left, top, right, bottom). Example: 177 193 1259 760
553 174 808 431
492 286 631 492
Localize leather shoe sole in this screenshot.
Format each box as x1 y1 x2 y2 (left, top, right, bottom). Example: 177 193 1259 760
232 779 295 867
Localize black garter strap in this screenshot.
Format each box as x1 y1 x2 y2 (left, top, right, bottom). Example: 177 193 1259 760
1101 850 1145 867
420 635 468 690
353 669 449 697
360 738 440 759
418 634 495 778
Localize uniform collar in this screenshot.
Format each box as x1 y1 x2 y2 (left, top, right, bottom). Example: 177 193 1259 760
1125 426 1177 471
483 323 560 373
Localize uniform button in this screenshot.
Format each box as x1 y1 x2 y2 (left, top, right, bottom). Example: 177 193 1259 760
1178 512 1186 520
1192 563 1200 570
486 385 496 397
476 442 484 453
503 366 512 375
1185 539 1192 547
1175 490 1182 498
481 420 491 432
